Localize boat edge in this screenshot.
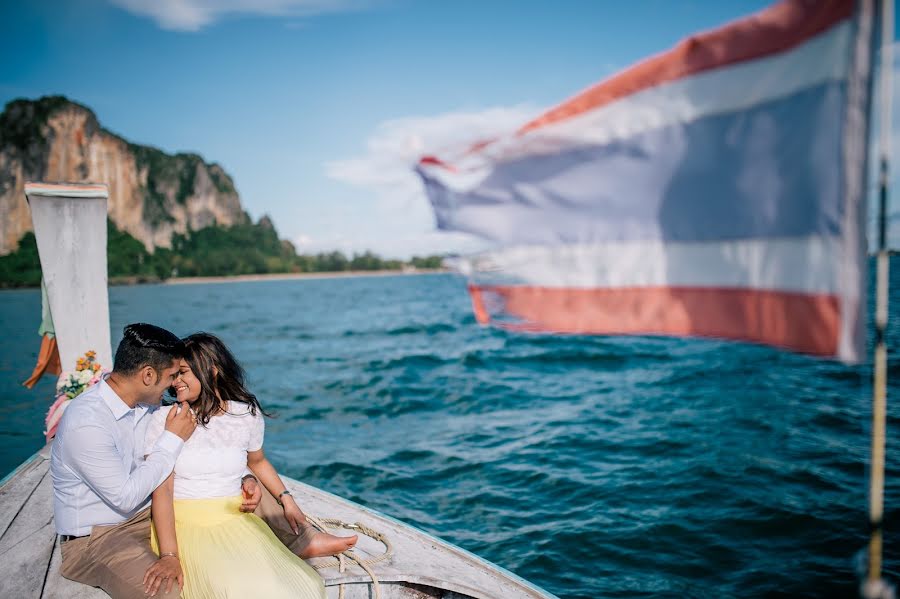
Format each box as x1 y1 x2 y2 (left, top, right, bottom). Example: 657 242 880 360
285 475 561 599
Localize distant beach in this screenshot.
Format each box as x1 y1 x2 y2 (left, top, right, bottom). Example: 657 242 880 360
162 268 448 286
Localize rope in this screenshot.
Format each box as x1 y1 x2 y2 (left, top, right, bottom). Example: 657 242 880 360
304 515 393 599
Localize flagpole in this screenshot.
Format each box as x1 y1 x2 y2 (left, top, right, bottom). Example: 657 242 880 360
868 0 893 588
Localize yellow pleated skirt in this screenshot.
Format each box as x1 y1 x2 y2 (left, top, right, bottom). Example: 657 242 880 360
151 496 326 599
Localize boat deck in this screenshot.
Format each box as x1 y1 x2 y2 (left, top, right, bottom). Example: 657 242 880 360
0 446 555 599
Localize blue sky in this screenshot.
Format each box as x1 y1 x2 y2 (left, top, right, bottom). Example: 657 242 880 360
0 0 895 257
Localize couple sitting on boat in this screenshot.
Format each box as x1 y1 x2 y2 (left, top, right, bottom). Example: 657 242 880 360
50 323 357 598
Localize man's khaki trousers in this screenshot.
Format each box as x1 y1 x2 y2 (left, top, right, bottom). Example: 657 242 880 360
60 486 317 599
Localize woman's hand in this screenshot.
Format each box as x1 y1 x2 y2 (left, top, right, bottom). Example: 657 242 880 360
282 496 308 535
240 476 262 512
143 555 183 597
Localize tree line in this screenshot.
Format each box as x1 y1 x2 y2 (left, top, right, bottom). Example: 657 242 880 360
0 221 445 288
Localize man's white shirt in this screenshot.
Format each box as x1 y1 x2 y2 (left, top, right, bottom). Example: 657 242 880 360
50 379 183 536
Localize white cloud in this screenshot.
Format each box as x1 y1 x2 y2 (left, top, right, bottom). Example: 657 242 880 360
324 105 538 257
108 0 364 31
292 232 350 255
293 230 486 258
325 105 539 190
292 233 314 248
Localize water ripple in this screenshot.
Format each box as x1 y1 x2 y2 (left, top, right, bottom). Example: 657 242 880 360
3 270 900 598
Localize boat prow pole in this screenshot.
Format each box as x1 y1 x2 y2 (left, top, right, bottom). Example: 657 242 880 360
865 0 893 595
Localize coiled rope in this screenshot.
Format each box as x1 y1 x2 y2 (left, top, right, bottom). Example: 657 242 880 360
305 515 393 599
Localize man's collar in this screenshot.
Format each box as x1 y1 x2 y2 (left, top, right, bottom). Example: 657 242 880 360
98 379 134 420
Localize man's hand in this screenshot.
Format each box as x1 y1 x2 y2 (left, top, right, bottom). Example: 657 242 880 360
164 401 196 442
282 496 308 535
142 555 183 597
240 476 261 512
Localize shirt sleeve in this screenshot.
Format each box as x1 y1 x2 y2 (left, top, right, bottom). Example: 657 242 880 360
248 410 264 452
62 418 183 515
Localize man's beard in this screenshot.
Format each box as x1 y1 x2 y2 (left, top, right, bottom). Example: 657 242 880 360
141 388 166 405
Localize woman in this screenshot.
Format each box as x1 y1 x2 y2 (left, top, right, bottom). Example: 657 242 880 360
142 332 356 598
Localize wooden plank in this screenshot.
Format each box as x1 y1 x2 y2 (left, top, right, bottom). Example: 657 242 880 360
0 471 57 599
0 453 48 540
41 537 107 598
0 448 44 487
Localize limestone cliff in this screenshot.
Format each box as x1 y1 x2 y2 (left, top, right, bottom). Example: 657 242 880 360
0 96 250 255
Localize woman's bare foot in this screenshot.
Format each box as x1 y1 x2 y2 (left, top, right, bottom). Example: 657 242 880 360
300 532 358 558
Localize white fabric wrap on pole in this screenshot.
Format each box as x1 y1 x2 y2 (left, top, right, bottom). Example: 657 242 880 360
25 183 113 372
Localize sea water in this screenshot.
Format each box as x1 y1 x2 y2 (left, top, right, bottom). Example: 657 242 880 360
2 269 899 598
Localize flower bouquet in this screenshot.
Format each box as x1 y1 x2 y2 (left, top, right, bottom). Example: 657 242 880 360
45 350 108 442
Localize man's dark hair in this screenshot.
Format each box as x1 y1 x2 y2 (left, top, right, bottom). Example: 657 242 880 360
113 323 184 378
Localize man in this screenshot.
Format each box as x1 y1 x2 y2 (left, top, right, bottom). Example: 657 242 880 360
51 323 196 598
51 323 343 599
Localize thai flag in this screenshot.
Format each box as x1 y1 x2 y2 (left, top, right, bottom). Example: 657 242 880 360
416 0 880 363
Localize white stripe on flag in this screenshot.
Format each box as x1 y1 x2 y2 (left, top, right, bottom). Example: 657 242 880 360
463 236 843 295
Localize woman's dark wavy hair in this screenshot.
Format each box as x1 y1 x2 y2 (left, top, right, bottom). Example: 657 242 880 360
179 332 272 427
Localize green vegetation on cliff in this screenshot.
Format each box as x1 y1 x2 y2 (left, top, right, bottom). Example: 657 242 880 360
0 222 445 288
0 96 76 154
0 96 93 182
0 232 41 286
127 145 240 226
0 95 444 287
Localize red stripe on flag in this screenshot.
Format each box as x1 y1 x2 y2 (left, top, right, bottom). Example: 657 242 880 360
468 284 491 325
471 285 841 357
418 155 457 171
518 0 853 135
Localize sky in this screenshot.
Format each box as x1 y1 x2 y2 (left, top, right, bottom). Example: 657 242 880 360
1 0 897 258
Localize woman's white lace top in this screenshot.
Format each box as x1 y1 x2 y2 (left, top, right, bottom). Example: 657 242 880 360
145 400 264 500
